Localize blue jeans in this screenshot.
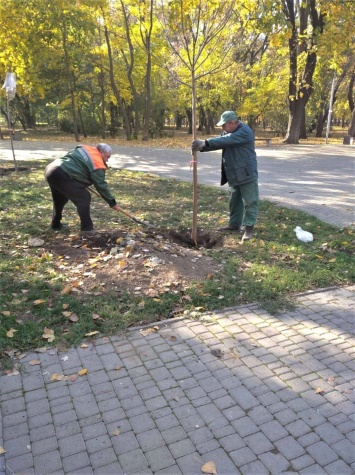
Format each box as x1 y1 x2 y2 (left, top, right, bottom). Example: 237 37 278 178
228 180 259 227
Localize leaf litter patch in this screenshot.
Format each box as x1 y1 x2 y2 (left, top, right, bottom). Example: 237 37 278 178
44 227 224 296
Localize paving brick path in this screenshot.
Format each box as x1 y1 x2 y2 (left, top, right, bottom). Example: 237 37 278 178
1 286 354 475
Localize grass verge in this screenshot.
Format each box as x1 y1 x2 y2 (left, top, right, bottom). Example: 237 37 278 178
0 160 354 367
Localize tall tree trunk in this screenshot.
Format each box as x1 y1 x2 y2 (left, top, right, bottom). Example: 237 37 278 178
62 25 80 142
282 0 324 144
103 21 132 140
141 0 154 142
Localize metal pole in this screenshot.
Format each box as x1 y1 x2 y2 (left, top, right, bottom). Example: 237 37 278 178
325 72 336 144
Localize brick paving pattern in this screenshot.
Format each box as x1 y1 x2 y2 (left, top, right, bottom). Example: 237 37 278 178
1 285 354 474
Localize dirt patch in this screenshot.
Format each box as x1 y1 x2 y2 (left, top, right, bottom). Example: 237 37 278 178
43 228 224 297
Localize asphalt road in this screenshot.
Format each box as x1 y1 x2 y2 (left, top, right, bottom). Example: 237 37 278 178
0 140 354 228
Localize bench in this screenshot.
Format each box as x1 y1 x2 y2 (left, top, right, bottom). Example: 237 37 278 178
0 129 23 141
255 138 272 146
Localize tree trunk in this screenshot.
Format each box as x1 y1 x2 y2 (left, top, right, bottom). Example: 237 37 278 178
62 25 80 142
141 0 154 142
186 108 192 134
348 108 355 136
103 21 132 140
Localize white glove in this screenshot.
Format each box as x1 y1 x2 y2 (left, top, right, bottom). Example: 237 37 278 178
191 140 205 151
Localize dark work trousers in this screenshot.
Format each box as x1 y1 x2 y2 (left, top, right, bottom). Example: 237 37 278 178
45 165 94 231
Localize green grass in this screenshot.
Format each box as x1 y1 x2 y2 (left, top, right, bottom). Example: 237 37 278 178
0 160 354 366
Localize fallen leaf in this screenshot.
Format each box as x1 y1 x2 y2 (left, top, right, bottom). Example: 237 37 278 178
2 310 11 316
28 237 45 247
85 331 99 337
33 299 46 305
51 373 68 381
6 328 17 338
68 374 78 382
0 447 6 455
201 461 217 474
211 349 223 358
92 313 101 320
315 388 324 394
61 285 72 295
80 343 89 348
62 311 72 317
34 347 48 353
62 303 69 309
5 369 19 376
78 368 88 376
42 327 55 343
69 313 79 323
111 428 120 436
115 366 123 371
29 359 41 366
140 326 159 336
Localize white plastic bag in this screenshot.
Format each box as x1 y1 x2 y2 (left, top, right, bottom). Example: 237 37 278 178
294 226 313 242
2 72 16 100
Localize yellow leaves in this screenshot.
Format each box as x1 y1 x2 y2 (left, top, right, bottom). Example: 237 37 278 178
2 310 11 316
42 327 55 342
85 331 99 337
33 299 46 305
201 461 217 474
51 373 68 381
140 326 160 337
0 447 6 455
51 368 88 382
6 328 17 338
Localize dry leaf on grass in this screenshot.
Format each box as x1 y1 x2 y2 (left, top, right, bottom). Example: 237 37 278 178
2 310 11 316
85 331 99 337
201 461 217 474
33 299 46 305
69 313 79 323
6 328 17 338
42 327 55 342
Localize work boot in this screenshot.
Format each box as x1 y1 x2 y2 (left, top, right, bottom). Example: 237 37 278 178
242 225 254 241
218 225 242 232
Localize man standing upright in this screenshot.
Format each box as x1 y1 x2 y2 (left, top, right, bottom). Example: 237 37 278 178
192 111 259 241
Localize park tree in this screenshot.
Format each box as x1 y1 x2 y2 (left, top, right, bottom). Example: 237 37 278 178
156 0 236 242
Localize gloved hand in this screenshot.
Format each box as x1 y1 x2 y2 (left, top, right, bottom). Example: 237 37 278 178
191 140 205 152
